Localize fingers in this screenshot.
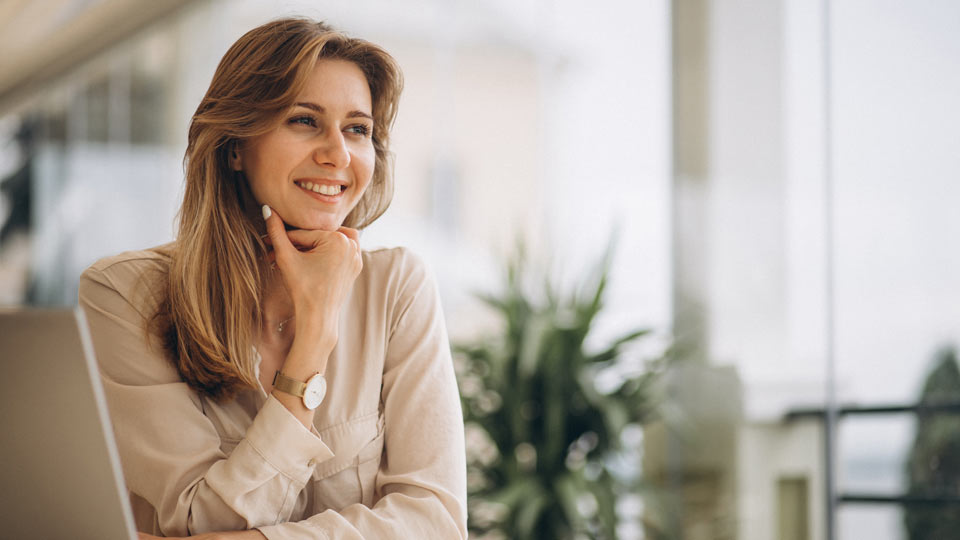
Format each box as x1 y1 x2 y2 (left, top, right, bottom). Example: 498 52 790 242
283 227 360 253
337 227 361 259
260 208 360 265
262 205 295 259
284 229 324 250
337 226 359 244
338 227 362 273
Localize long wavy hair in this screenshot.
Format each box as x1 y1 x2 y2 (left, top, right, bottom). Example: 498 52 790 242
152 18 403 400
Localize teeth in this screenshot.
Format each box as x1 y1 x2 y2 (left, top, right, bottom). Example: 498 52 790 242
297 181 343 196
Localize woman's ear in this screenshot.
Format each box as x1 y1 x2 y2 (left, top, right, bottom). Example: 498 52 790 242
229 143 243 171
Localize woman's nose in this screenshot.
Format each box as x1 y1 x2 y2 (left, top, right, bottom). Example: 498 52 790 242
313 130 350 169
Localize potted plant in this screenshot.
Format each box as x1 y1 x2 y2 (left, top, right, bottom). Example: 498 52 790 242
455 244 668 539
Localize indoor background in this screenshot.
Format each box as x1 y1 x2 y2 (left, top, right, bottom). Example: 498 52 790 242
1 1 958 539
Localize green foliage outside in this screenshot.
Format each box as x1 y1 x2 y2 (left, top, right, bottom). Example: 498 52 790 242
454 244 668 539
904 347 960 539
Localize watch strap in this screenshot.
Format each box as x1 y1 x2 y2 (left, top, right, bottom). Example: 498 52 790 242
272 371 307 397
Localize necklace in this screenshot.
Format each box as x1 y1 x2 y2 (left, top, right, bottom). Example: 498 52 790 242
276 315 295 333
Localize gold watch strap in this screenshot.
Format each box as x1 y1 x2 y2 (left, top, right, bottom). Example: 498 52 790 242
272 371 307 397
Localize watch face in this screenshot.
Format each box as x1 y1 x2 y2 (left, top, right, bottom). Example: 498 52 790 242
303 374 327 410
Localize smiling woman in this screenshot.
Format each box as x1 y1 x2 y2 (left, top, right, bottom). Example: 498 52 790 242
77 17 466 540
236 59 376 233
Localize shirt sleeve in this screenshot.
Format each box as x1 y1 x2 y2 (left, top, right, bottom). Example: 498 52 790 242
78 261 335 537
256 251 468 540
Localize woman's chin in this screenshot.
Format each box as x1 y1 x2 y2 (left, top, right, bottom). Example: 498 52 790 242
288 217 345 232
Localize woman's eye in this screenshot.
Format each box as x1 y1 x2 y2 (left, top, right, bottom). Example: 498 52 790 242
289 116 317 128
346 124 372 137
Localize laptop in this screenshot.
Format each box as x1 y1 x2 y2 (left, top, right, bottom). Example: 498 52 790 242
0 307 137 540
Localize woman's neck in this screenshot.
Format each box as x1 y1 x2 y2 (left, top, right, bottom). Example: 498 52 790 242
259 270 295 343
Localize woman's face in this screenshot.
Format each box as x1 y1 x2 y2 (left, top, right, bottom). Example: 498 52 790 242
237 59 375 232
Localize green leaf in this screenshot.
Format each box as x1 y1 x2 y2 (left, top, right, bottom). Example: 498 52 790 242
554 474 590 534
586 329 653 363
456 232 669 539
515 487 551 538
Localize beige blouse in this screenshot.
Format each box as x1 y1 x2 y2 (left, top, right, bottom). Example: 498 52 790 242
78 246 467 539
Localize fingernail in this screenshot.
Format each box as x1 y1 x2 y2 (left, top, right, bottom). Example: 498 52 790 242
262 205 272 220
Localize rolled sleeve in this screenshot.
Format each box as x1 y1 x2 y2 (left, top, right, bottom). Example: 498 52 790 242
242 395 335 480
79 246 465 539
78 256 334 535
253 249 468 539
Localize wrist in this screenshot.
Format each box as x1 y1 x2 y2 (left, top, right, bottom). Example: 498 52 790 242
271 384 315 418
281 328 335 378
293 305 339 342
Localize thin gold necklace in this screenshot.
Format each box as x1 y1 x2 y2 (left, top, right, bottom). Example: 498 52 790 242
276 316 295 333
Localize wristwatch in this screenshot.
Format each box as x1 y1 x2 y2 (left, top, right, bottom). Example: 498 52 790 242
272 371 327 410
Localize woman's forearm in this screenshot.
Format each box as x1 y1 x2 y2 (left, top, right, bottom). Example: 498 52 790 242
270 308 337 428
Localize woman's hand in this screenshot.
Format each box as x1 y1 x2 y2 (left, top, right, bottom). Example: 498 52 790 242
262 204 360 424
262 204 362 348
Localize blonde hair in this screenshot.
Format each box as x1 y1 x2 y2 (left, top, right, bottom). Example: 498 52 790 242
153 18 403 400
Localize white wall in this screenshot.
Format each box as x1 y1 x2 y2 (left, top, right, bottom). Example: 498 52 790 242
738 419 824 540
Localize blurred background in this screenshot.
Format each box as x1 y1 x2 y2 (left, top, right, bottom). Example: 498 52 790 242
1 0 959 539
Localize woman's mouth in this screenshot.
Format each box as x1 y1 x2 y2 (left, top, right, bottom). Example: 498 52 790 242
295 180 346 196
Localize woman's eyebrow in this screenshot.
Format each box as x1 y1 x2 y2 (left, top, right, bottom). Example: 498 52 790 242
294 102 373 121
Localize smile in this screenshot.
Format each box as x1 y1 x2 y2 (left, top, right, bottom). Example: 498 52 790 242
294 180 346 196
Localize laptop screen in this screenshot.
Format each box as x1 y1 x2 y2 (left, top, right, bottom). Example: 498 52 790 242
0 308 137 540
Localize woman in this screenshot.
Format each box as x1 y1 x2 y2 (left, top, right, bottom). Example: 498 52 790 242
79 18 467 539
